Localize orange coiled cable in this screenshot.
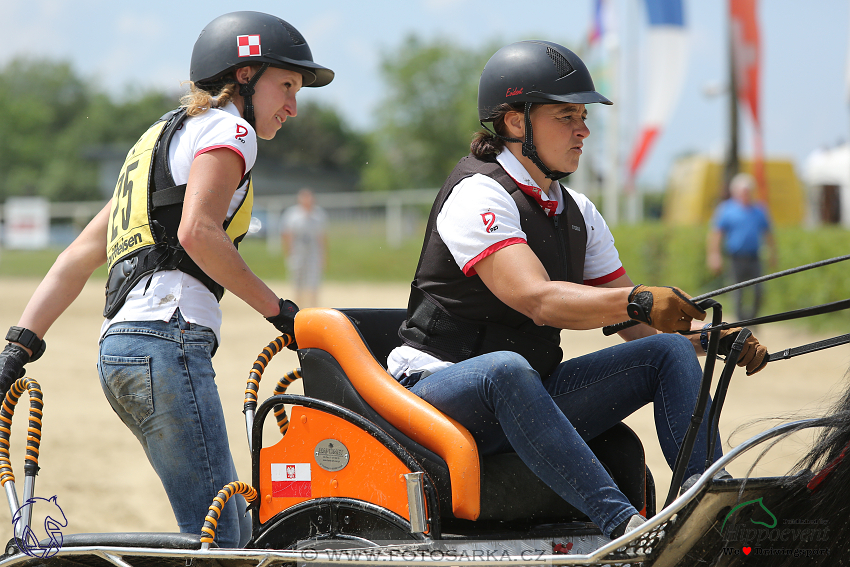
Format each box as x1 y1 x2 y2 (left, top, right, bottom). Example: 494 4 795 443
272 368 302 435
0 378 43 486
200 481 258 544
243 335 294 413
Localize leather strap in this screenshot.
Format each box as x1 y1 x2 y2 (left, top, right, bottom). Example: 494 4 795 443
767 333 850 363
5 326 46 361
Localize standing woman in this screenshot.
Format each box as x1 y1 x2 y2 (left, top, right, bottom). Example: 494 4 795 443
0 12 333 547
389 41 768 540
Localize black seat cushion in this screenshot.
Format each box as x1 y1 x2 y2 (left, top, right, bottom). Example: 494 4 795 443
338 308 407 368
477 424 646 522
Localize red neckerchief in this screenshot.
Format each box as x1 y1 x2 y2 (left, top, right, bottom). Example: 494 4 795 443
508 175 559 217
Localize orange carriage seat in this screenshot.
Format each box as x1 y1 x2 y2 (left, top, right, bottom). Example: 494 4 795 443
294 307 481 521
291 307 651 526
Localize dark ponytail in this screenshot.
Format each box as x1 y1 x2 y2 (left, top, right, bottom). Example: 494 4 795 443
470 102 525 159
470 130 503 158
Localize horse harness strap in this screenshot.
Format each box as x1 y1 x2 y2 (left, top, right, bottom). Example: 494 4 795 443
768 333 850 362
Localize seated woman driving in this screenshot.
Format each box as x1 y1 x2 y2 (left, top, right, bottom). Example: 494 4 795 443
388 40 768 540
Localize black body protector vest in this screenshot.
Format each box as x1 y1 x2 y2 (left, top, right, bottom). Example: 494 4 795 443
103 108 253 318
399 154 587 378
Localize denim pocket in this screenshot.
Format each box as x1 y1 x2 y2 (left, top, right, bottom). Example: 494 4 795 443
99 355 154 426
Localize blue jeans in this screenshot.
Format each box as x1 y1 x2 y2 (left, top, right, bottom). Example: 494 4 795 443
409 333 721 537
98 310 251 548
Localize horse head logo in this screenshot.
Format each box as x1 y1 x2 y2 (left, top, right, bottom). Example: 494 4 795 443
720 497 777 533
12 495 67 558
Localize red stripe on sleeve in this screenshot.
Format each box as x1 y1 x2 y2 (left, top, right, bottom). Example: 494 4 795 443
195 145 247 178
462 237 527 276
584 266 626 286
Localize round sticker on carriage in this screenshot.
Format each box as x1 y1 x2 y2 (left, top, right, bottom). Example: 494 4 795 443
314 439 350 472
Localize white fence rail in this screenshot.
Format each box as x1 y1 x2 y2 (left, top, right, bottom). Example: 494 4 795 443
0 189 438 250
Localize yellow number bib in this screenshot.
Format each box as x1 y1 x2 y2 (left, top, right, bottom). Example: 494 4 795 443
105 121 166 272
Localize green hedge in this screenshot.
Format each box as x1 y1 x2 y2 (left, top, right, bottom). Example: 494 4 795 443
0 225 423 284
238 229 423 283
2 222 848 330
611 224 850 331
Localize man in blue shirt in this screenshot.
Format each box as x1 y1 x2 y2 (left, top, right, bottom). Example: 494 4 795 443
707 172 778 320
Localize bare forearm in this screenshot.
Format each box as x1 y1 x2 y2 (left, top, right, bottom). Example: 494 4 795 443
17 203 110 343
180 150 282 318
19 255 97 338
180 221 280 317
707 229 723 272
527 282 632 329
477 245 632 330
765 232 778 264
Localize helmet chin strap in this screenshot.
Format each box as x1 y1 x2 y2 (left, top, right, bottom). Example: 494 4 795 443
519 102 570 181
238 63 270 130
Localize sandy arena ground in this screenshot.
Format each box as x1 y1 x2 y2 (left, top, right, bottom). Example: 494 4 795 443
1 277 848 537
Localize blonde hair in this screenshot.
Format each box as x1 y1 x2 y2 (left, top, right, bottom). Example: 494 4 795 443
179 81 239 117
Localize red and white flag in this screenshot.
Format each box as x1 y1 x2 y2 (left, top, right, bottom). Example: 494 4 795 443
730 0 767 200
271 463 312 498
626 0 689 190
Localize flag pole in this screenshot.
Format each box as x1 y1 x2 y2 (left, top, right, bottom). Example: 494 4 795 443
604 13 620 227
724 0 740 199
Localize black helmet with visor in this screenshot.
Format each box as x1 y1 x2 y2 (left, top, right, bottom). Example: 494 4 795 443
190 11 334 128
478 40 611 180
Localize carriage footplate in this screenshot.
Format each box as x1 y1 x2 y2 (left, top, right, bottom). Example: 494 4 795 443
286 520 671 565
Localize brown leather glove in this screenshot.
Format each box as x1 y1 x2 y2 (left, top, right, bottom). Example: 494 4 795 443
627 285 706 334
715 328 769 375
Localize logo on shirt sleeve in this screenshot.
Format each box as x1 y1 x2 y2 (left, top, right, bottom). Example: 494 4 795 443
235 124 248 143
481 212 499 233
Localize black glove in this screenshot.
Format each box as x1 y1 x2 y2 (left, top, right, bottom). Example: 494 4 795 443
0 343 29 398
627 285 706 334
716 328 769 376
265 299 299 350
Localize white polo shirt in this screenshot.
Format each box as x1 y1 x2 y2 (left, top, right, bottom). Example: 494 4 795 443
100 102 258 345
388 149 625 379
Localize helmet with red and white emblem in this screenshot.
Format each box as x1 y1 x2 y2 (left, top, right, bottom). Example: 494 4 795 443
189 11 334 128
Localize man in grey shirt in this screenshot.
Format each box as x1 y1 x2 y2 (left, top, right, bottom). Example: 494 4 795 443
281 188 328 307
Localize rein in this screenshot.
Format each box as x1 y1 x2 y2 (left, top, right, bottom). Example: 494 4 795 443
603 253 850 337
682 297 850 363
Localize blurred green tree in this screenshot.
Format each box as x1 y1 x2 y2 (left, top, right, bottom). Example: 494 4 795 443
258 100 368 173
0 58 366 202
363 36 498 192
0 58 175 202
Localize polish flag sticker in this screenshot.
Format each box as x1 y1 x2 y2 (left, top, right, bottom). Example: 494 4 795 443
237 35 261 57
271 463 311 498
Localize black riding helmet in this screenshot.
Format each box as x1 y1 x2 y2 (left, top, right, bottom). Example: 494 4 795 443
190 11 334 129
478 40 611 181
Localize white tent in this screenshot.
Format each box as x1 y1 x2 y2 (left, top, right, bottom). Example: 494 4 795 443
802 144 850 228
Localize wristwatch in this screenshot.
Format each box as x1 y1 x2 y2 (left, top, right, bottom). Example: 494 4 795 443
5 326 46 362
700 322 727 354
699 324 711 353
